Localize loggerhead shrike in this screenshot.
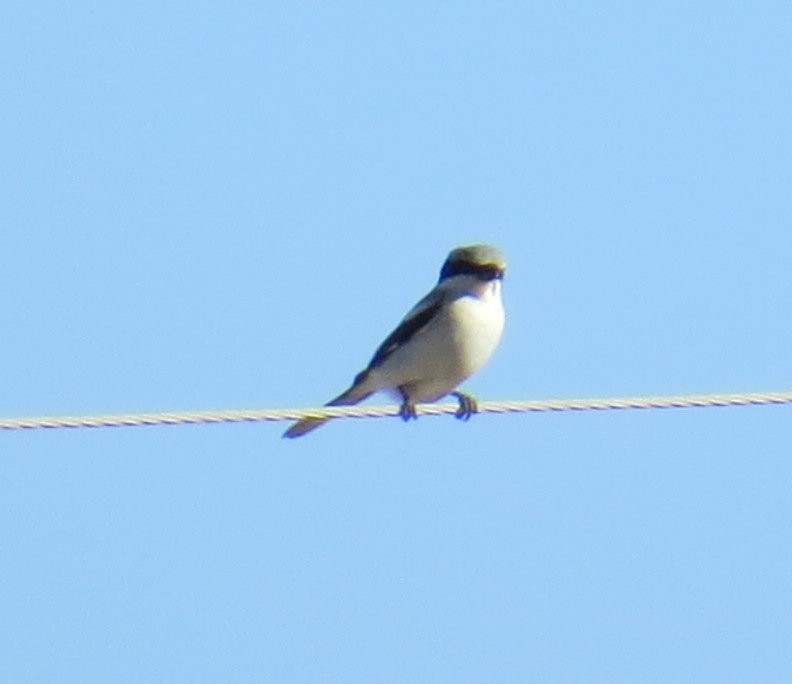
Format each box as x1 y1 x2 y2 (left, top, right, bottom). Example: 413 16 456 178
283 244 506 438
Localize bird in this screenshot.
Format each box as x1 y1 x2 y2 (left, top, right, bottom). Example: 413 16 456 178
283 244 507 438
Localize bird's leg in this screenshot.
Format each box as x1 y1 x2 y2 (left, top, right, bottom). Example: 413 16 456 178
398 388 418 421
452 391 478 421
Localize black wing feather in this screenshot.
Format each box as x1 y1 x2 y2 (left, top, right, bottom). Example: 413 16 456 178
367 297 444 369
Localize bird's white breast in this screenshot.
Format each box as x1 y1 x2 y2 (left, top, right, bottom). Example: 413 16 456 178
446 280 505 376
371 278 504 402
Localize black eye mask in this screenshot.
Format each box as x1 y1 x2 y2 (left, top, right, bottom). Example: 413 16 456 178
440 260 505 282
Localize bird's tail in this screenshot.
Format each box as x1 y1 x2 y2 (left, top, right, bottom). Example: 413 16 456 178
282 380 373 439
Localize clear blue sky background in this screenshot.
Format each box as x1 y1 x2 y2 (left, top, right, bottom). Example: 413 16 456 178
3 2 792 682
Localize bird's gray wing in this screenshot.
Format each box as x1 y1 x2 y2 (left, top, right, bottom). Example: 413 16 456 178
367 290 445 369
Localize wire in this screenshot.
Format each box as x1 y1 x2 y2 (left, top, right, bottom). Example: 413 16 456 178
1 390 790 432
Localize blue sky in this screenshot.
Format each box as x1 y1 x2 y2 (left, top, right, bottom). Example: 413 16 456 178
2 2 792 682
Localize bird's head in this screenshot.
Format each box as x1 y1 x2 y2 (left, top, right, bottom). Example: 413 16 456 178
439 244 507 283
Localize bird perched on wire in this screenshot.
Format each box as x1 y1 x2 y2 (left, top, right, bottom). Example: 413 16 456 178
283 244 507 438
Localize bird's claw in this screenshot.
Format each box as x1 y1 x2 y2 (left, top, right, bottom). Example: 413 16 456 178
398 390 477 423
452 391 478 421
399 398 418 421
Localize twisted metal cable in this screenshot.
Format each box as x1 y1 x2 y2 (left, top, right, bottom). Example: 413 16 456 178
1 391 790 432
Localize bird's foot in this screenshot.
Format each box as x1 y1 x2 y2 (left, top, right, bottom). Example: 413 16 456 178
399 399 418 421
398 389 419 422
452 391 478 421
